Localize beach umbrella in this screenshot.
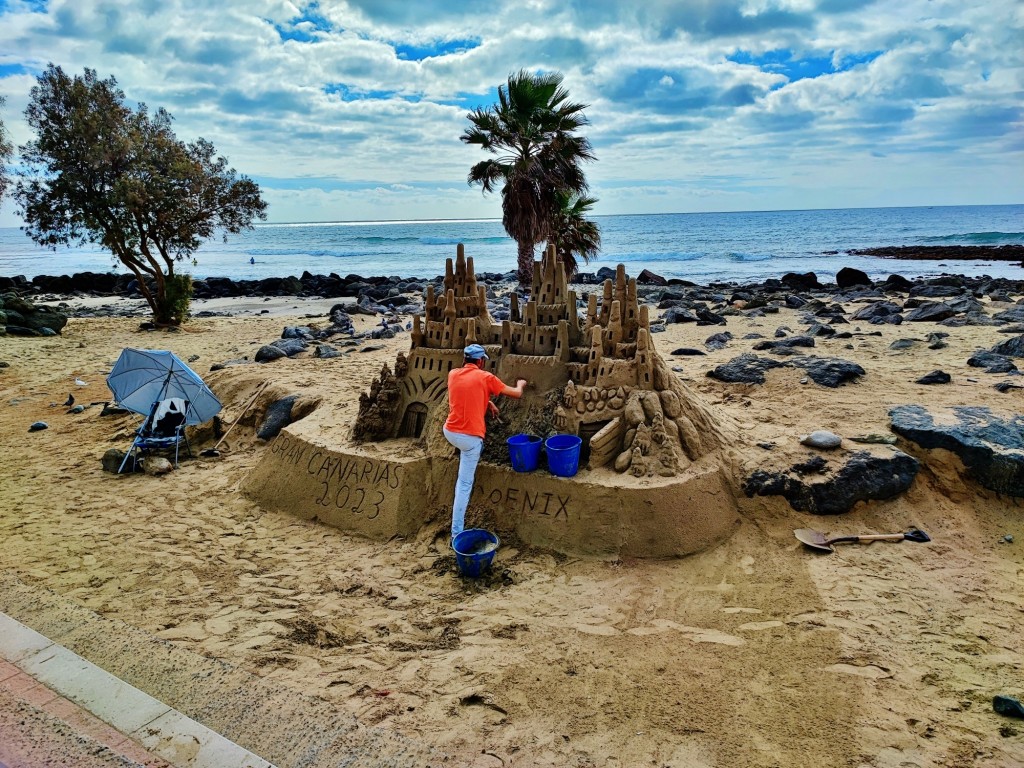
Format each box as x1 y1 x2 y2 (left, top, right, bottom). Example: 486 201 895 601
106 348 221 425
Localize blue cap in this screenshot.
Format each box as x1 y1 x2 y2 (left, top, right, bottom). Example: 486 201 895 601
464 343 488 360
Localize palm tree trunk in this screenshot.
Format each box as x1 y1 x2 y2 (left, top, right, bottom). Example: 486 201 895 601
517 239 535 285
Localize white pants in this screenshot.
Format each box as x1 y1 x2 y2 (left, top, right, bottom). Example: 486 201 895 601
443 428 484 539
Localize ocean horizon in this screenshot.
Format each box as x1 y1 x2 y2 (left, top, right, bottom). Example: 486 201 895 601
1 203 1021 286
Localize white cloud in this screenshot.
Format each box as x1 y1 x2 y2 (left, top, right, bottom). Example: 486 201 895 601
0 0 1021 227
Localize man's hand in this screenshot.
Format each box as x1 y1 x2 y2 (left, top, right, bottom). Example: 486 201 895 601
516 379 528 393
487 401 500 419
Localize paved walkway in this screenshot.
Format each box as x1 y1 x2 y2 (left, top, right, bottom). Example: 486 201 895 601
0 612 275 768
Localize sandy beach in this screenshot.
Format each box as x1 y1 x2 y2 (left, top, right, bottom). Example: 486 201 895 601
1 285 1022 767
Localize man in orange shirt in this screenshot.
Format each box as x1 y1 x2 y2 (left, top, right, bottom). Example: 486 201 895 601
444 344 527 540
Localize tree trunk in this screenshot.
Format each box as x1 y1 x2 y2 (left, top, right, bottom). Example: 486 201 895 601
517 239 535 286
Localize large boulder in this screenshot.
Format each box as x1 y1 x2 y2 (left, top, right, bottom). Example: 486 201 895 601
744 449 920 514
0 295 68 335
836 267 872 289
707 354 787 384
789 356 866 388
890 405 1024 496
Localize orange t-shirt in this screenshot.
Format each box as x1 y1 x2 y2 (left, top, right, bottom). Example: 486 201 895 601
444 365 506 438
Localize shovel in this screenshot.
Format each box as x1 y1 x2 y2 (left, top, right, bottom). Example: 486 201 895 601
200 382 268 457
795 527 931 553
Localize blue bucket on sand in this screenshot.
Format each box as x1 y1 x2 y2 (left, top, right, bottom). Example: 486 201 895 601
452 529 500 578
545 434 582 477
507 434 542 472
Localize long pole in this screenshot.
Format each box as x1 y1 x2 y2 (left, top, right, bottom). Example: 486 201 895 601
205 381 269 454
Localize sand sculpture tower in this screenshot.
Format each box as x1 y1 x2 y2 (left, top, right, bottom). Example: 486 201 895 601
354 243 732 477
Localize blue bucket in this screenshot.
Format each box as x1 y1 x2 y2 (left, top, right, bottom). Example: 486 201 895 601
452 528 500 578
545 434 583 477
507 434 542 472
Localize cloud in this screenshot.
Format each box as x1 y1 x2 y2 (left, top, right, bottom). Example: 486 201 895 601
0 0 1020 228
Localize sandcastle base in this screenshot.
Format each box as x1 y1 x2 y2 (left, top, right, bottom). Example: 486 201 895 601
244 429 739 559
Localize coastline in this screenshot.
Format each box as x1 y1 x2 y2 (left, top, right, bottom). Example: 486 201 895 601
2 243 1021 323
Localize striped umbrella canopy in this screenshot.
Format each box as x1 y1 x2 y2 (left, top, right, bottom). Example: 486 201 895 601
106 348 221 425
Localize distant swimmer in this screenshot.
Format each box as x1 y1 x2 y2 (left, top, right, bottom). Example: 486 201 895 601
249 257 256 264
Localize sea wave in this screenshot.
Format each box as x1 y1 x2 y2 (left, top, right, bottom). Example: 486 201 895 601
727 252 774 262
419 236 509 246
605 251 704 263
921 231 1024 244
246 248 370 258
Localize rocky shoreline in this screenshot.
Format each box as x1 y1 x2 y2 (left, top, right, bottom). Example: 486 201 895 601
847 244 1024 261
1 245 1022 310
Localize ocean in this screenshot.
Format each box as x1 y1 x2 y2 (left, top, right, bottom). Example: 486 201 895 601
0 204 1021 286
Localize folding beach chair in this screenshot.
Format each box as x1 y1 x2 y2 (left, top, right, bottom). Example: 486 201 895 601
118 397 193 473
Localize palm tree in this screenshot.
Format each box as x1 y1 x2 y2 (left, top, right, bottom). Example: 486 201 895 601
462 70 595 284
547 190 601 280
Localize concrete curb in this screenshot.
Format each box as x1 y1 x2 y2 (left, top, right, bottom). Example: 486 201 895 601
0 611 275 768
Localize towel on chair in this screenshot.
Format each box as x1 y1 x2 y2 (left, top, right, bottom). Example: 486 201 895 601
151 398 188 437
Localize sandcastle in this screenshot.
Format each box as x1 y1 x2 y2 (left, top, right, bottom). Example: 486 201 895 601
245 245 742 558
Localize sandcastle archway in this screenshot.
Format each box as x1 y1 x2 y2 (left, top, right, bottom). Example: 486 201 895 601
245 245 742 558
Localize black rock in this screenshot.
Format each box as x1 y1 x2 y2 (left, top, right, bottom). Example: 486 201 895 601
781 272 821 291
270 338 309 356
851 301 903 321
254 345 288 363
695 308 728 326
662 307 698 324
704 332 733 350
904 302 956 322
707 354 787 384
805 323 837 338
752 336 815 351
883 274 914 291
282 325 315 340
671 347 707 356
314 344 344 359
907 284 964 298
792 456 829 475
967 351 1018 373
993 307 1024 324
994 695 1024 719
28 421 48 432
257 396 298 440
102 448 128 473
637 269 667 286
836 267 872 288
890 405 1024 496
789 356 866 388
992 335 1024 358
743 450 920 515
889 339 918 350
916 370 951 385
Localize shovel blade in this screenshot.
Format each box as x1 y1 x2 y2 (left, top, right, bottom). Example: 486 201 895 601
794 528 834 553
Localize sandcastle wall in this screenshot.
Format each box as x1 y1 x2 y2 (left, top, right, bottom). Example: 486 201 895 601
244 431 739 558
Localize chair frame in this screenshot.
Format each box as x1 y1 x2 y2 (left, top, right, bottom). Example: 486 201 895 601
118 399 194 473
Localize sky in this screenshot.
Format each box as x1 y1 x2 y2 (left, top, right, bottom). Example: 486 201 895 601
0 0 1021 226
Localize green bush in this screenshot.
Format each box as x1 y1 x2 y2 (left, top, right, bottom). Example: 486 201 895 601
161 274 193 325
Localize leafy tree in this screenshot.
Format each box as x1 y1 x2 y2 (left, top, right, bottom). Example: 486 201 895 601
0 96 12 204
16 65 266 325
462 69 595 284
547 190 601 280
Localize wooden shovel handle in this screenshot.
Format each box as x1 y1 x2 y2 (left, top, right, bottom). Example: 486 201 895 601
830 533 907 545
211 381 269 450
